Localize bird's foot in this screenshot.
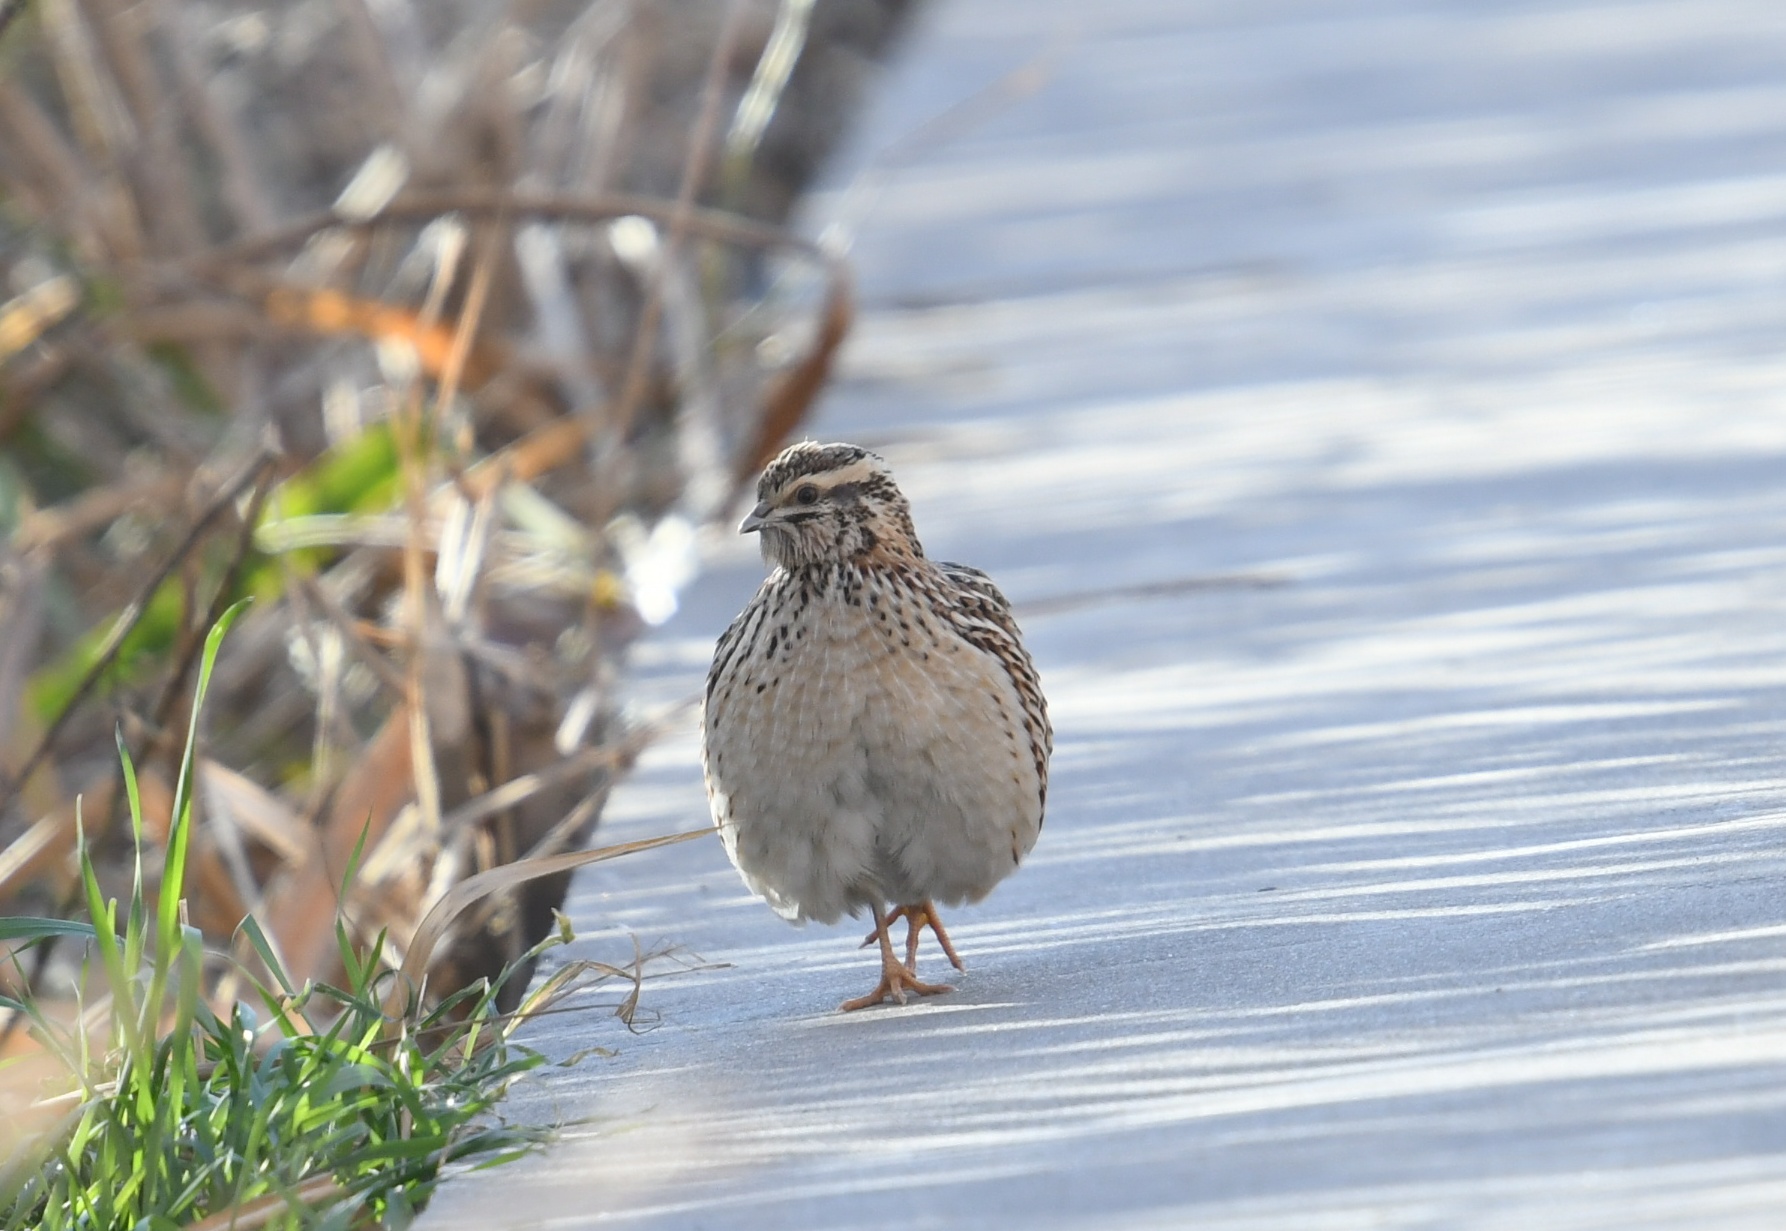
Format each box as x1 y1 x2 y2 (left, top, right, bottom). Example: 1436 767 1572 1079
839 955 952 1012
905 900 967 973
841 902 954 1011
858 901 967 974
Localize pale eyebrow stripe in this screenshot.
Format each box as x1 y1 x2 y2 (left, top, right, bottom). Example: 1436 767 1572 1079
776 456 881 495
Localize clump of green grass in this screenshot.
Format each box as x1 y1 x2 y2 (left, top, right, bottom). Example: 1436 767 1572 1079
0 604 562 1229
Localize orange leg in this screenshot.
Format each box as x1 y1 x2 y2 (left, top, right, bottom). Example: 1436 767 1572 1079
858 900 967 974
840 902 953 1012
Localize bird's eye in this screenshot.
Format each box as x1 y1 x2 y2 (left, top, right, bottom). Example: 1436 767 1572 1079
795 484 819 505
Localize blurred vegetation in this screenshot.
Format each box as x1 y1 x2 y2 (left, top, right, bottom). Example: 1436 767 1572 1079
0 0 917 1218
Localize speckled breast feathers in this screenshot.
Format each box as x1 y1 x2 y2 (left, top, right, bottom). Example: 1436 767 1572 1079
702 443 1051 925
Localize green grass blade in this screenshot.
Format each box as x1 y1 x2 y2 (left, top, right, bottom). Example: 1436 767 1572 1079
0 917 98 943
116 726 149 953
115 740 152 980
75 800 139 1061
338 816 372 904
116 724 144 850
157 599 249 961
235 913 297 999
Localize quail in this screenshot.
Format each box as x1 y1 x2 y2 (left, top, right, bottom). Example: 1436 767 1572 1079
702 441 1051 1010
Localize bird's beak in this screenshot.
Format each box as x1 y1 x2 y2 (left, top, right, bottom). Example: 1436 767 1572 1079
738 501 772 535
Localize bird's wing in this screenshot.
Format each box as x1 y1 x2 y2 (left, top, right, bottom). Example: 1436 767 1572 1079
937 561 1053 814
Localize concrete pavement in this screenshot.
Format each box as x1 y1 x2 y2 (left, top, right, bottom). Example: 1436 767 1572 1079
423 2 1786 1226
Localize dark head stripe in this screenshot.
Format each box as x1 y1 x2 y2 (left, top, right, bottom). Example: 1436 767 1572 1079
757 442 880 500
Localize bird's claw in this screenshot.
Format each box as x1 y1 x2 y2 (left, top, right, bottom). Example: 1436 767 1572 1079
839 963 951 1012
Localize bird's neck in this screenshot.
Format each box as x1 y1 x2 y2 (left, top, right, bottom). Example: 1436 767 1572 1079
778 545 932 593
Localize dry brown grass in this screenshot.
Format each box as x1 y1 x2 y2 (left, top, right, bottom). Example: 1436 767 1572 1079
0 0 881 1025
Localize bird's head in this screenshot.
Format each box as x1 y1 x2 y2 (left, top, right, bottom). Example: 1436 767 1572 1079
740 441 922 569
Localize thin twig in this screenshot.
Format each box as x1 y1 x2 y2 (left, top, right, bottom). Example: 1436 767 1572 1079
286 570 409 698
155 0 272 232
11 471 185 554
408 216 504 930
436 216 504 460
148 461 278 742
187 190 836 272
437 697 695 841
394 213 475 861
87 0 205 257
592 0 748 456
448 777 612 956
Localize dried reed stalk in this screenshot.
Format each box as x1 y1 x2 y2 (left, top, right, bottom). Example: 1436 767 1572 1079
0 0 915 1029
